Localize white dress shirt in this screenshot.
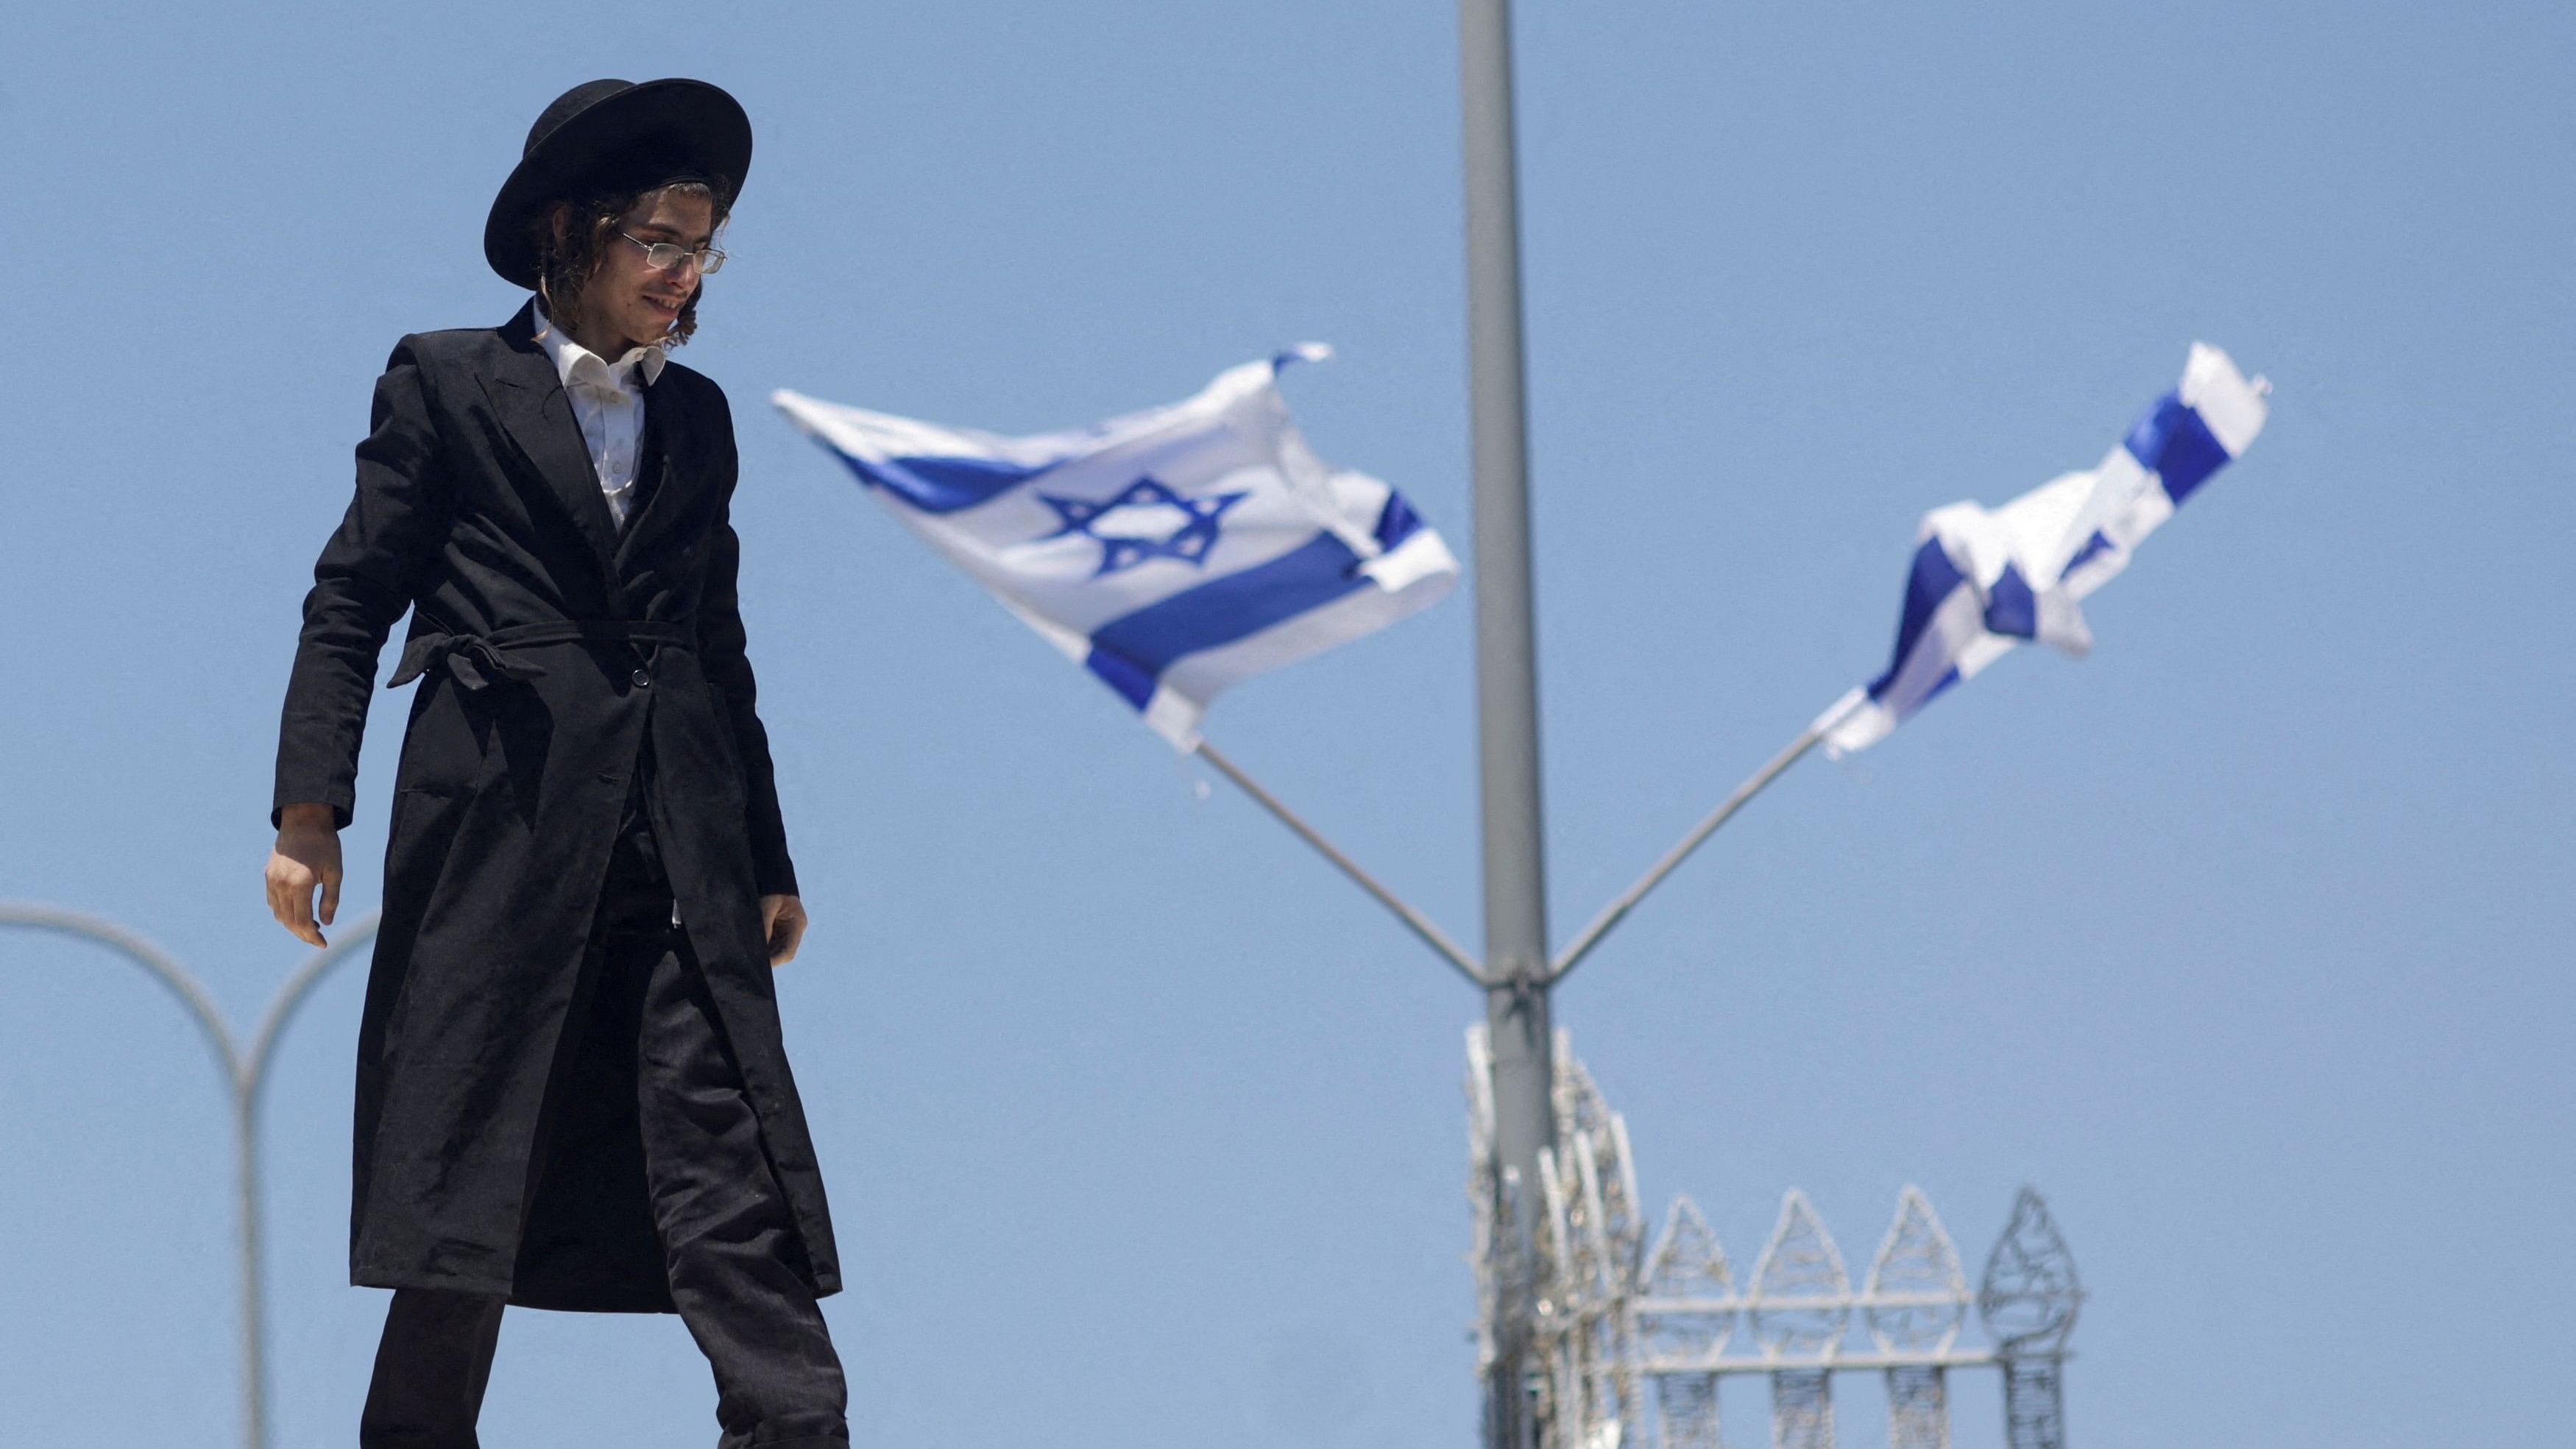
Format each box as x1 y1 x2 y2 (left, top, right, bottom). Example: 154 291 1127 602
533 304 666 529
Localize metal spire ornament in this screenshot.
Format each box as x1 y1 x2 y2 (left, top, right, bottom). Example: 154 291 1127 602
1472 1032 2083 1449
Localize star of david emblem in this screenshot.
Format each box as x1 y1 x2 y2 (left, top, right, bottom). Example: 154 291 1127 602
1038 475 1248 577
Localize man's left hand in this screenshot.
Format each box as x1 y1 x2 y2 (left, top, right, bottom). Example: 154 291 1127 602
760 894 808 967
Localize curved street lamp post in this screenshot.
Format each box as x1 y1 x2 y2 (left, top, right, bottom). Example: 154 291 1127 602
0 902 381 1449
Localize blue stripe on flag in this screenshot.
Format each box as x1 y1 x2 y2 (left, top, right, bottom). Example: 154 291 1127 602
1984 561 2038 639
1867 537 1968 701
2062 529 2115 576
2122 393 2231 505
1373 492 1423 550
1083 532 1371 706
829 450 1049 514
1084 645 1159 709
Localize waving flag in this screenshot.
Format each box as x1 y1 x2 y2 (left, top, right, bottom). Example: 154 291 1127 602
1817 343 2270 756
776 347 1458 748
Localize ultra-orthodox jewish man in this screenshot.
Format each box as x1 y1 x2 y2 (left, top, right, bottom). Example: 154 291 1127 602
263 78 848 1448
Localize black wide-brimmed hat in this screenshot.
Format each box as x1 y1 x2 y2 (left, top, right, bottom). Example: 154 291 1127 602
484 77 752 290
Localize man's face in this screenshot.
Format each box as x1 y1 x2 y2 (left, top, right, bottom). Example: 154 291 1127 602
588 187 718 353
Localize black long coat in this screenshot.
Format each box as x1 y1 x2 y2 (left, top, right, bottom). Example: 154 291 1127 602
275 302 838 1311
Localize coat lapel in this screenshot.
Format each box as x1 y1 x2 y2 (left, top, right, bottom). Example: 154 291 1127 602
615 371 712 571
483 305 622 575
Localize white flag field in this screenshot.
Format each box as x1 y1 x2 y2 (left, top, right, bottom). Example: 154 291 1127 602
1816 343 2271 756
774 347 1458 748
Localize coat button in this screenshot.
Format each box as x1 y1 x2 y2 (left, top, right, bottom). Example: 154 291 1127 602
631 668 651 688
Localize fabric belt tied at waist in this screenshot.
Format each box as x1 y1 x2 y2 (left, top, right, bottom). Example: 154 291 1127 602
389 620 695 691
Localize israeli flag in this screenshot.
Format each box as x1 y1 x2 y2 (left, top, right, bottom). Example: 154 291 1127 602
774 347 1459 748
1818 343 2270 757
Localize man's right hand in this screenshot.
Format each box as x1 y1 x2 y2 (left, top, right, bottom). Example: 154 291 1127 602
266 803 344 947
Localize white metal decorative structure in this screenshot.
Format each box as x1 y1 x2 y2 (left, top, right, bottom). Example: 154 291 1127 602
1979 1193 2082 1449
1866 1187 1972 1449
1471 1029 2084 1449
1750 1189 1852 1449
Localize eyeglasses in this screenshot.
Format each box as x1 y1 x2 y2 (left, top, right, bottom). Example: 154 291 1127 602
619 231 727 275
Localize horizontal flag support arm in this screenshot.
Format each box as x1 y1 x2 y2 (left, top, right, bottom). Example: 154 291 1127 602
1631 1348 2012 1377
1635 1290 1975 1314
1548 723 1826 984
1192 740 1489 988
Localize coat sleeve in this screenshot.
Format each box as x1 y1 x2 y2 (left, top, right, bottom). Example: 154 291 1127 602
698 497 799 899
273 339 452 829
695 386 799 899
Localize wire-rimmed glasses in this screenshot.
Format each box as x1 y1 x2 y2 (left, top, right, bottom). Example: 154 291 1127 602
619 231 727 275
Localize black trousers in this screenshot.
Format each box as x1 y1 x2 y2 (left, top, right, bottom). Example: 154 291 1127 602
360 811 848 1448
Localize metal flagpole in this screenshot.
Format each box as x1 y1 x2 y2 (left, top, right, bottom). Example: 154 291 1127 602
1192 740 1486 987
1457 1 1554 1445
1549 694 1868 982
1549 726 1824 982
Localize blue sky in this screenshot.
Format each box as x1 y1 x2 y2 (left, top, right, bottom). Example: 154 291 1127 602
1 2 2568 1445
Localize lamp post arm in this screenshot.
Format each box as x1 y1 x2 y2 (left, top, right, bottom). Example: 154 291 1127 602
233 909 376 1449
1193 740 1488 988
244 911 381 1100
1548 726 1824 983
4 902 380 1449
0 901 243 1077
1 901 262 1448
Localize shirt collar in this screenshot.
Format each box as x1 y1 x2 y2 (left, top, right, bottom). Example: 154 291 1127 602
531 301 668 392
